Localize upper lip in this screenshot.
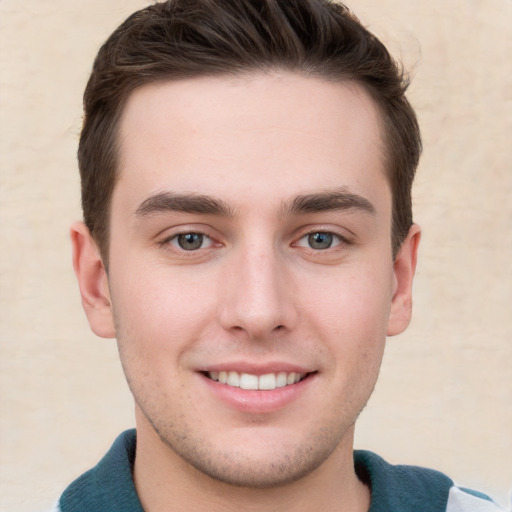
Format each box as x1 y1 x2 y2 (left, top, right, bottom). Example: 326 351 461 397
199 361 315 375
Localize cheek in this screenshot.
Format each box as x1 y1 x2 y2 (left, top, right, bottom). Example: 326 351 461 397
108 260 220 359
311 266 393 332
303 265 392 376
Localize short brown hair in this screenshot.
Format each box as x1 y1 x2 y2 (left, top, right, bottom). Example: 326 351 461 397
79 0 421 261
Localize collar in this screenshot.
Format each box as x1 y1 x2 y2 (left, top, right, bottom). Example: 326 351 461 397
60 429 454 512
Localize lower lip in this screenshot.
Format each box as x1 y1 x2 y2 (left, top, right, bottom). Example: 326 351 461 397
199 373 315 414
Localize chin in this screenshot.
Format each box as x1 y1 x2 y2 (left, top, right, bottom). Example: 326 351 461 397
151 417 347 489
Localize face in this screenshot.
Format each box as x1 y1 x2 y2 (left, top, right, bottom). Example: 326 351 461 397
74 72 419 488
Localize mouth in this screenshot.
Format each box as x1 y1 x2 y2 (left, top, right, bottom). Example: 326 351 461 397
204 370 310 391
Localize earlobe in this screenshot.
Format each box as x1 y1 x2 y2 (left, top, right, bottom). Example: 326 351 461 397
387 224 421 337
70 221 116 338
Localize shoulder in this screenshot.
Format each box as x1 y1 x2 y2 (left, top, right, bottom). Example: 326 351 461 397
354 450 504 512
446 487 506 512
46 501 61 512
55 429 143 512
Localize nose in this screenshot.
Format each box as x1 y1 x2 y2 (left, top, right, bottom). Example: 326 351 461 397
219 242 298 341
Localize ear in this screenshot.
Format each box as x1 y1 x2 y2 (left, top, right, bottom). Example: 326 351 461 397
387 224 421 336
70 221 116 338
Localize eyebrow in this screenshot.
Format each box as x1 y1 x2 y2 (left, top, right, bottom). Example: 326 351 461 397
285 188 376 216
135 192 235 218
134 188 375 219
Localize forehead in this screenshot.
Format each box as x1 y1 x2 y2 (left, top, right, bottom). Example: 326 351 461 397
114 72 389 214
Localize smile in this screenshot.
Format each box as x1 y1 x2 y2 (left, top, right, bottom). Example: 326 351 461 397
206 371 307 390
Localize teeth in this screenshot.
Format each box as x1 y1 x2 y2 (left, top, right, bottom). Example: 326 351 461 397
258 373 276 390
207 371 306 390
227 371 240 387
240 373 258 390
276 372 287 388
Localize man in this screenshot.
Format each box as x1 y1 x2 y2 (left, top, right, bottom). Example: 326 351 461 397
57 0 502 510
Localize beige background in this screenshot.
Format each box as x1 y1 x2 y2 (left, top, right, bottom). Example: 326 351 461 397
1 0 511 510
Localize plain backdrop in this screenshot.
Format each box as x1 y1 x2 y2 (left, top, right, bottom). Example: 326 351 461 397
1 1 511 510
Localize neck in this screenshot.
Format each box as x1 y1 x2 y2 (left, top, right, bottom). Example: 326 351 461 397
133 415 370 512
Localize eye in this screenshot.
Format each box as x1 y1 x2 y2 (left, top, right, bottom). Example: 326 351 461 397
170 233 211 251
296 231 343 250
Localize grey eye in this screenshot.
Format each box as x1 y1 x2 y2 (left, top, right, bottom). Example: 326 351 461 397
176 233 204 250
308 232 333 250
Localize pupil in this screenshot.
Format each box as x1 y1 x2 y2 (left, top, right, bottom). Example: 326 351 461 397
178 233 203 250
308 232 332 249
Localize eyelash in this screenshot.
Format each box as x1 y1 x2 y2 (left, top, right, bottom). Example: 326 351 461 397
159 228 350 255
160 231 217 252
293 230 350 251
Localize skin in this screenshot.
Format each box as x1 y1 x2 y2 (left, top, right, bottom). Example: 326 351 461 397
72 72 420 512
